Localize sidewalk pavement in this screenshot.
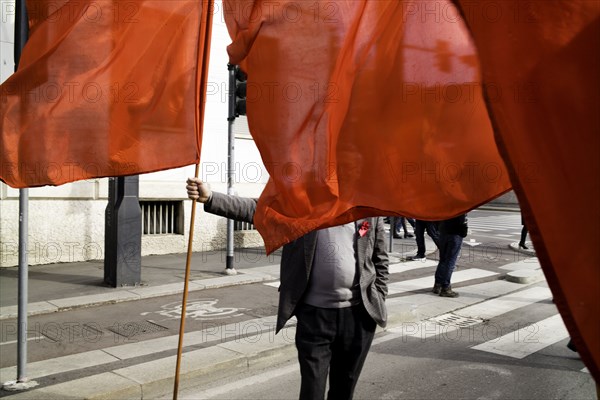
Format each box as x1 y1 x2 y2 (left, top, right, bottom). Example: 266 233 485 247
0 236 533 399
0 235 423 317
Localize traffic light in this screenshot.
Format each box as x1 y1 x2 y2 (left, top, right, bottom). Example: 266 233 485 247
228 64 247 120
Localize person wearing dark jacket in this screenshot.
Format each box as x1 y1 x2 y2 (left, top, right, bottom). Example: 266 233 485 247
432 214 468 298
186 178 389 400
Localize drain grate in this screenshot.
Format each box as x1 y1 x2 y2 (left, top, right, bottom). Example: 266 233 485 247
106 320 169 338
429 313 483 328
42 323 104 342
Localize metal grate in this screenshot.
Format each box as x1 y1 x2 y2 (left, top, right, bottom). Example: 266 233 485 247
234 220 256 231
140 201 183 235
429 313 483 328
106 320 169 339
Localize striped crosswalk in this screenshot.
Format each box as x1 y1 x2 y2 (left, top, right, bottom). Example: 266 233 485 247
387 268 497 295
455 286 552 320
382 258 569 361
472 314 569 359
467 214 522 234
261 256 574 363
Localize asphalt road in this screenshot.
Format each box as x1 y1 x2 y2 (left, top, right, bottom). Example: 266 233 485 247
3 208 594 399
166 209 596 400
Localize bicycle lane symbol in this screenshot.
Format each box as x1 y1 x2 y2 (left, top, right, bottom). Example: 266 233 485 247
141 299 246 321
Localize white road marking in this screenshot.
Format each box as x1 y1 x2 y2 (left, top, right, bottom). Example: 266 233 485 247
388 259 437 274
387 268 497 295
0 336 47 346
499 258 540 271
454 286 552 320
471 314 569 359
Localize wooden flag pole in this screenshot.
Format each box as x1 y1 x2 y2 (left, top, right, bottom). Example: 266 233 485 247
173 164 199 400
173 1 214 398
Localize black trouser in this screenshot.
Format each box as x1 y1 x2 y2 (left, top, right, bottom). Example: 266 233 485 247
294 303 376 400
415 220 440 257
520 225 528 245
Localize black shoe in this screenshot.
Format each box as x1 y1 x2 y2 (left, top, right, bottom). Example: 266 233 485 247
432 284 442 295
519 242 529 250
567 339 577 352
439 287 459 298
404 233 414 238
411 254 426 261
393 233 402 239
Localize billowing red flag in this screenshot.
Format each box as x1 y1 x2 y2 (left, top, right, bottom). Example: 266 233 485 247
223 0 511 252
0 0 213 188
454 0 600 382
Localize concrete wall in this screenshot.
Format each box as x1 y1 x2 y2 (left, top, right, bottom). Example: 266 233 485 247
0 0 15 84
0 1 267 267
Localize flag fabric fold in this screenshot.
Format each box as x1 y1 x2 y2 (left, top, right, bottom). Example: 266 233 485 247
454 0 600 381
223 0 511 253
0 0 210 188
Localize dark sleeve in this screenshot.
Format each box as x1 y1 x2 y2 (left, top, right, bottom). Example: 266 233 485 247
440 214 466 235
203 191 257 224
371 217 389 298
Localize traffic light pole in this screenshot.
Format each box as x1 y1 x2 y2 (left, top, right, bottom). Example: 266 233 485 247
2 0 37 391
226 119 236 273
15 0 29 384
224 64 247 275
225 64 237 275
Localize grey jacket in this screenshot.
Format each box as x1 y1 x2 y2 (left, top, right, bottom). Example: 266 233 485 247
204 191 389 333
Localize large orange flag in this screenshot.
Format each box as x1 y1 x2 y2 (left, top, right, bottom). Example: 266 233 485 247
0 0 212 188
223 0 511 252
454 0 600 382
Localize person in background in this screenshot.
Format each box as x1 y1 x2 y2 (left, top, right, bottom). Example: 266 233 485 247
410 220 440 261
432 214 468 298
394 216 415 238
519 215 530 249
186 177 389 400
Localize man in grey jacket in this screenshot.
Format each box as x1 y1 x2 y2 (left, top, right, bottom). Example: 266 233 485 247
186 178 389 400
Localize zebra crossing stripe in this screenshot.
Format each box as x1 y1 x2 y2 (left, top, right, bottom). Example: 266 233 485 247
454 286 552 320
468 216 522 233
470 225 517 229
499 258 540 271
469 224 519 230
471 314 569 359
387 268 497 295
470 222 519 227
468 216 521 223
388 259 437 274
